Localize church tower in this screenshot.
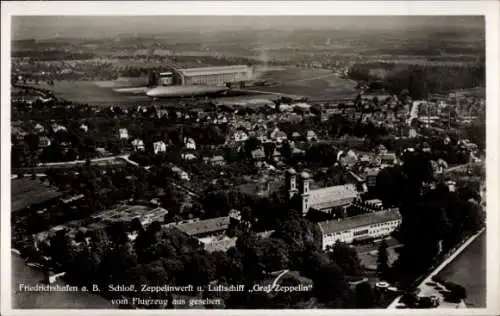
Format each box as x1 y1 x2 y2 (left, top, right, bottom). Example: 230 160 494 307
285 168 298 199
299 171 311 215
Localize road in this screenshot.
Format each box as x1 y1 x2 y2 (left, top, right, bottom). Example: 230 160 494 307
12 154 200 198
387 228 485 309
269 269 290 292
12 155 128 174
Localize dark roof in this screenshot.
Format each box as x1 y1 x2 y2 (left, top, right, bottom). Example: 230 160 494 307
174 216 230 236
251 149 265 160
11 178 62 213
311 197 356 210
318 209 401 234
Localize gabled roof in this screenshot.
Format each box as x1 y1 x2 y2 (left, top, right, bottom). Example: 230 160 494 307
309 184 358 208
251 149 266 159
318 209 401 234
174 216 230 236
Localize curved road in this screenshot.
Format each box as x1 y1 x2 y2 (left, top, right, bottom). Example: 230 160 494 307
12 154 199 198
387 228 486 309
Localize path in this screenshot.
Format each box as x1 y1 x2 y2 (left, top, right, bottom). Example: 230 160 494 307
387 228 486 309
268 269 290 292
12 154 199 198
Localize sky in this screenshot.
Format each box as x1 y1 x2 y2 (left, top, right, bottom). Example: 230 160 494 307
12 16 484 40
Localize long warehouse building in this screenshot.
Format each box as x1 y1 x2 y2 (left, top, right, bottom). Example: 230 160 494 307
158 65 253 87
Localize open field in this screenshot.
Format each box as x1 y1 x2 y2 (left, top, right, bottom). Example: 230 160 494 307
26 81 148 105
22 67 358 105
11 178 62 213
256 67 358 100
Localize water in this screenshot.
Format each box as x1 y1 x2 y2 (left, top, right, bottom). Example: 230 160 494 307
12 255 114 309
437 231 486 307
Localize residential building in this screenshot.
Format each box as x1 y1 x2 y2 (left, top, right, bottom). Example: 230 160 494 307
306 130 318 142
131 139 145 151
366 168 380 189
251 148 266 161
118 128 129 140
203 155 226 166
270 127 288 143
153 141 167 154
318 209 402 249
51 123 67 133
173 216 231 239
172 166 190 181
39 136 51 148
34 123 45 133
181 152 197 161
233 130 249 142
379 152 398 168
80 124 89 133
184 137 197 150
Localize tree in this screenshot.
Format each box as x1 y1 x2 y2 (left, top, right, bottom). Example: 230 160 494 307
260 238 290 273
279 141 292 161
377 240 390 280
312 263 348 306
355 282 376 308
235 231 265 282
330 242 363 277
243 136 261 157
299 248 330 279
272 213 320 268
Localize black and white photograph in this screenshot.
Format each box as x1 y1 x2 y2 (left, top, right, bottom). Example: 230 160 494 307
1 1 499 315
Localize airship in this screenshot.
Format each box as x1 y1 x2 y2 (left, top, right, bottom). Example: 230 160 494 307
109 66 247 99
145 84 229 98
108 65 307 101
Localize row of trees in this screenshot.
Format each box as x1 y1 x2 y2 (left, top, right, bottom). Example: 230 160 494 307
370 149 485 287
348 63 485 99
24 204 376 308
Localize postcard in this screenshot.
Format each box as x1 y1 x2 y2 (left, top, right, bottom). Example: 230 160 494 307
1 1 499 316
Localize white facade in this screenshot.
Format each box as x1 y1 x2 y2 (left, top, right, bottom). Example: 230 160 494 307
132 139 145 151
320 218 401 250
119 128 129 140
153 141 167 154
179 65 252 86
184 137 197 150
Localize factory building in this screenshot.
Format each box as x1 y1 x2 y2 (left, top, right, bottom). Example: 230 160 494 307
156 65 253 87
179 65 253 86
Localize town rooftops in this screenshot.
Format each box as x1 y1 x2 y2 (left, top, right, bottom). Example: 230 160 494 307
174 216 231 236
251 149 266 160
11 178 62 213
366 168 381 177
318 209 401 235
309 184 358 209
380 153 398 163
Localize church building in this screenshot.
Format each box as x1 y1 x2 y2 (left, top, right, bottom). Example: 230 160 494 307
285 168 359 216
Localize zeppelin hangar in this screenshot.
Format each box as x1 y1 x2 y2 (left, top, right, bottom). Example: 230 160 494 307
156 65 253 87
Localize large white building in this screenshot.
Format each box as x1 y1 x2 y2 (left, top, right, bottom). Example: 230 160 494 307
318 209 402 249
158 65 253 87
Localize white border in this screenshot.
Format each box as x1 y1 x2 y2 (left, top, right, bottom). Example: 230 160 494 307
1 1 499 316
